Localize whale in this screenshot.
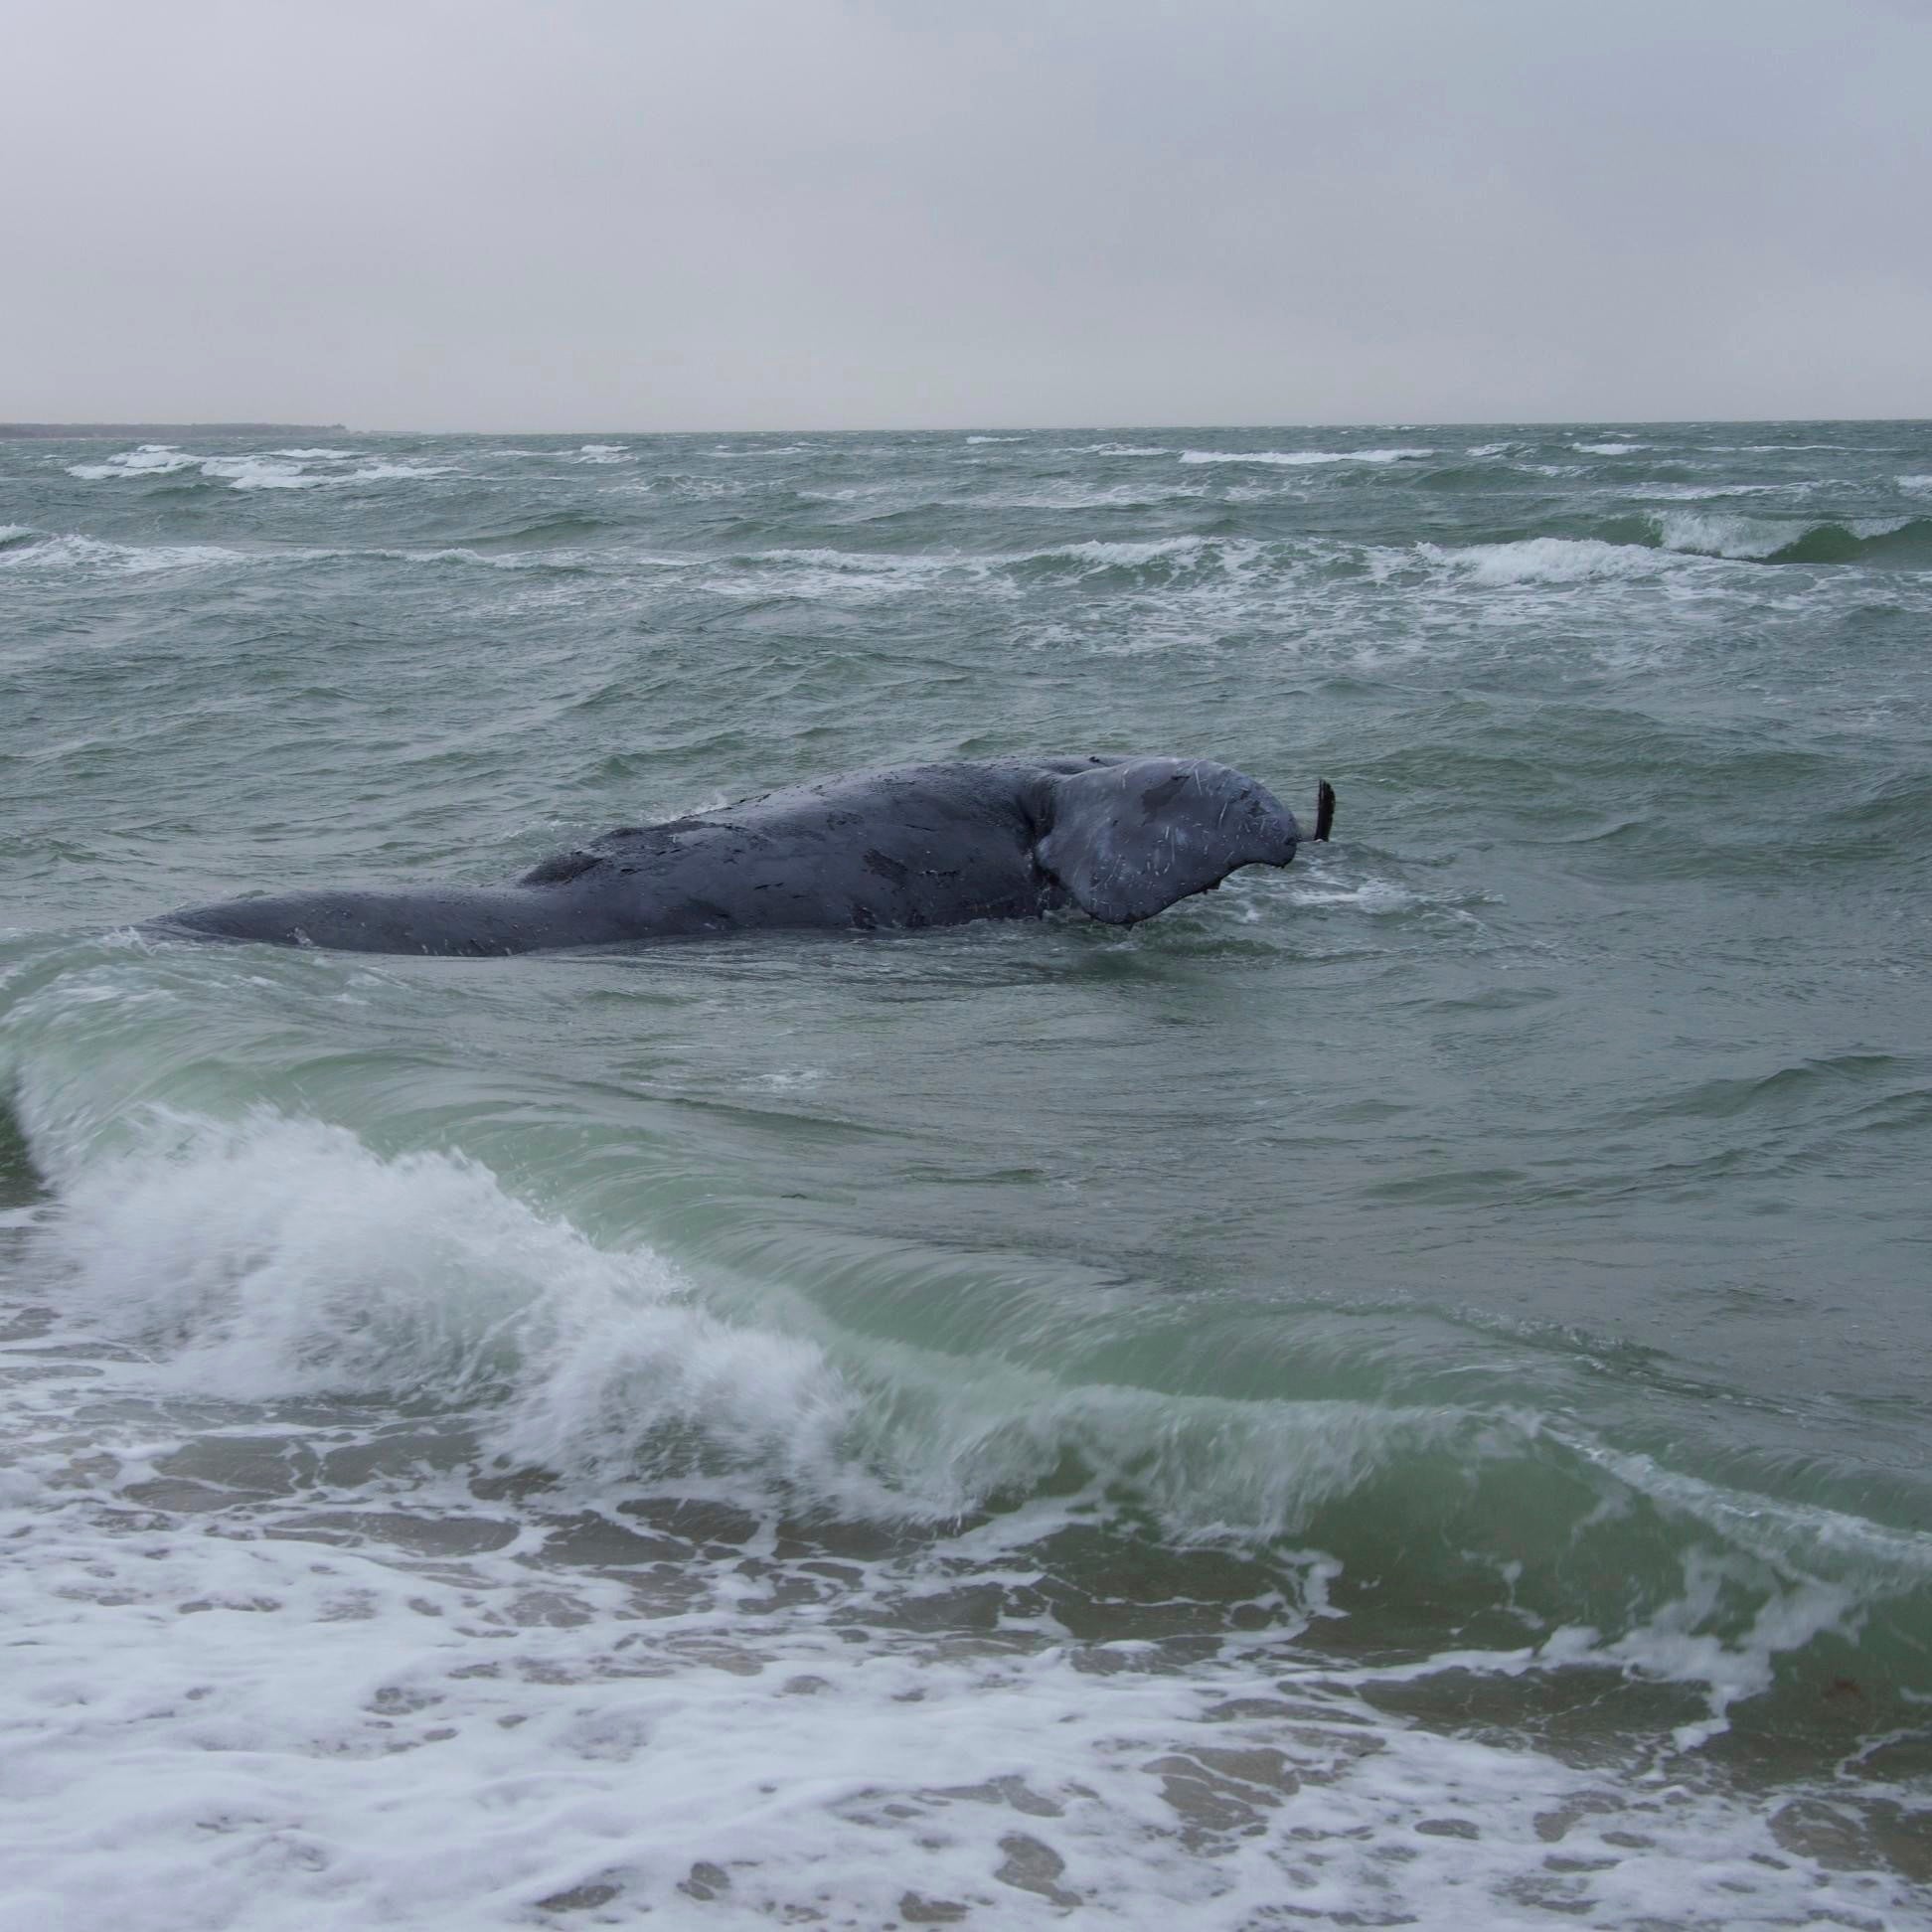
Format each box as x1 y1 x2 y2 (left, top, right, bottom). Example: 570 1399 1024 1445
151 755 1336 956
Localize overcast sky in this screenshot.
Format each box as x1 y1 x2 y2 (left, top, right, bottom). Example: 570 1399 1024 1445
6 0 1929 430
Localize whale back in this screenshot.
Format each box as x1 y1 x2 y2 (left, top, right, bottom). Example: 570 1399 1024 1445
1035 757 1303 925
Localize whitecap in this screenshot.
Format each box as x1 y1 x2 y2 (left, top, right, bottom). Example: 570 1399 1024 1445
66 443 199 481
706 546 977 603
365 545 600 573
1623 482 1743 501
754 546 954 572
344 461 457 482
1031 535 1223 570
0 533 244 577
1649 510 1833 559
1572 440 1648 454
974 482 1208 511
1181 446 1433 467
198 455 321 490
1421 537 1673 585
1653 511 1772 557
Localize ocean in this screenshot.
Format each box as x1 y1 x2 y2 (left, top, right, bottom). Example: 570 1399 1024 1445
1 424 1927 1928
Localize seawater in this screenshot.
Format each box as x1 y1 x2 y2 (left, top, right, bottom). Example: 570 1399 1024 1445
1 425 1928 1927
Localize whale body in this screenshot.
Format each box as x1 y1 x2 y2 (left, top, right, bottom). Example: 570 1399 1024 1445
153 755 1335 956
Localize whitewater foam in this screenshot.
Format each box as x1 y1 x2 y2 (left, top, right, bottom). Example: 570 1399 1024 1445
64 444 456 490
0 533 245 578
66 442 200 480
1421 537 1677 586
708 546 983 604
199 454 325 489
1652 511 1792 559
1180 446 1433 467
972 481 1209 511
1031 535 1227 571
1284 879 1431 914
346 460 458 482
6 1185 1925 1930
32 1112 910 1505
1 1254 1922 1932
2 1490 1912 1930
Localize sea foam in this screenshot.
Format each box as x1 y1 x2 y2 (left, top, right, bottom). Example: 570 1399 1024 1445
66 445 455 490
1180 446 1433 467
1421 537 1675 585
66 442 200 480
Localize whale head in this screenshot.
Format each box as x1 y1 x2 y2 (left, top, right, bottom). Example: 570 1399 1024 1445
1037 757 1331 925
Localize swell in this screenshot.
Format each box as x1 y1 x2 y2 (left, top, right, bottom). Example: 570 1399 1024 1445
1426 512 1932 576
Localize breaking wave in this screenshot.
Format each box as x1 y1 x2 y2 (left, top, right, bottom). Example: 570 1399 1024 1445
66 442 201 480
1419 537 1674 585
1424 514 1932 581
0 1081 1918 1712
1180 446 1434 467
1654 511 1932 565
66 445 458 490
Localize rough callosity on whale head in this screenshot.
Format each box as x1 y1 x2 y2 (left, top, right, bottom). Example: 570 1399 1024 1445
150 755 1334 955
1035 756 1309 925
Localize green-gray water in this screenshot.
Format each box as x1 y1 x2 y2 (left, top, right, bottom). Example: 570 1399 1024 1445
2 426 1928 1926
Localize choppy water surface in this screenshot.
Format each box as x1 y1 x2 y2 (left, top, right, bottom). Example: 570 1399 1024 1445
2 424 1929 1927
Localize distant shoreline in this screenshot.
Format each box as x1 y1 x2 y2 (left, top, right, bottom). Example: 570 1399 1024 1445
0 422 347 440
5 416 1927 441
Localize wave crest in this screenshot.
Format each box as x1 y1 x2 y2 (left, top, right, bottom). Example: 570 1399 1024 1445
30 1110 1447 1530
1421 537 1672 585
1181 446 1433 468
65 445 456 491
1655 510 1932 565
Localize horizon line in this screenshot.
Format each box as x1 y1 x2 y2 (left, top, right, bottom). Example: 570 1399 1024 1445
7 410 1932 440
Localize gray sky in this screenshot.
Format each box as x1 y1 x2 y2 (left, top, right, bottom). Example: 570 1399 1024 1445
6 0 1929 430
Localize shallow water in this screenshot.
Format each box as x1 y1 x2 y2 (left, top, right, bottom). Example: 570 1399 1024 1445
2 423 1929 1927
